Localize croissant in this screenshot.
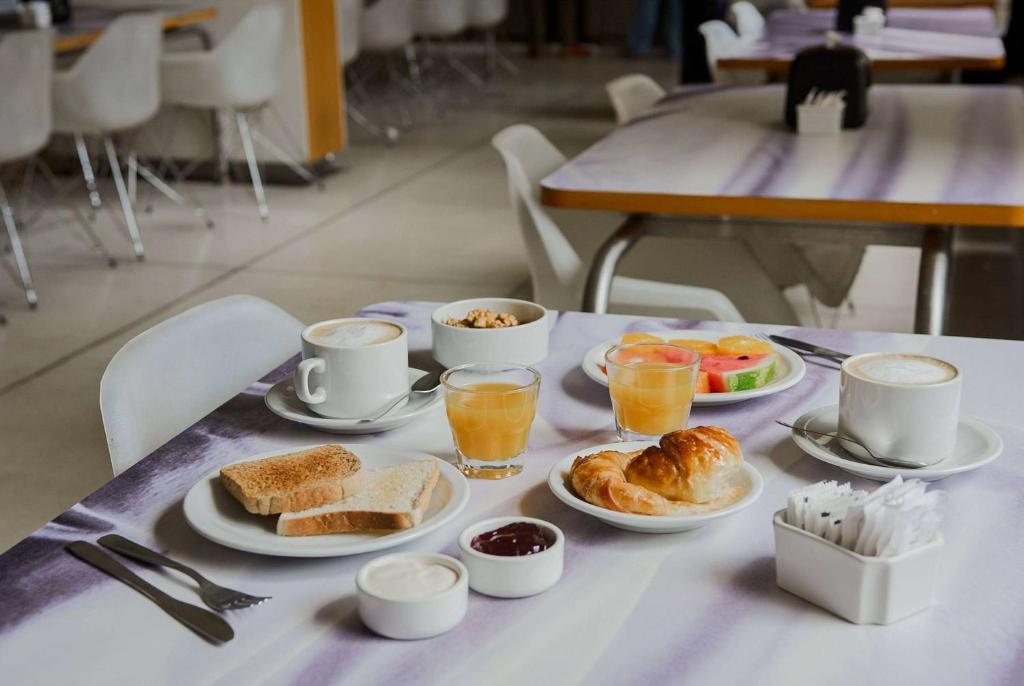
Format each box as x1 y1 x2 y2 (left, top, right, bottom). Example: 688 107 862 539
569 450 676 516
625 426 742 504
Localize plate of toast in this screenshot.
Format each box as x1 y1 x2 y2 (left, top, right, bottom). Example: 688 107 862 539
183 443 469 557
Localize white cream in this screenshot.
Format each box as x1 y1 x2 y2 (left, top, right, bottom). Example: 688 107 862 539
850 354 956 385
364 558 459 601
309 321 401 347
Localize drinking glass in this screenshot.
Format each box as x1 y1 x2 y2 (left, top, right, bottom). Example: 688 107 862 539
605 343 700 441
441 363 541 479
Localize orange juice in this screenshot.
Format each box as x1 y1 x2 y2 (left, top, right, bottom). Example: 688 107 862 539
606 343 699 439
445 382 538 460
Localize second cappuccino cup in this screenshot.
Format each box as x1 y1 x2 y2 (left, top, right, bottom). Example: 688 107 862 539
295 318 409 419
838 352 961 466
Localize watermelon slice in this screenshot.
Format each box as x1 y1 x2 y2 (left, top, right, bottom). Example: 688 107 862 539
701 354 777 393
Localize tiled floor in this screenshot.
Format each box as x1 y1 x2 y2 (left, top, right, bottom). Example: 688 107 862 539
0 55 1017 552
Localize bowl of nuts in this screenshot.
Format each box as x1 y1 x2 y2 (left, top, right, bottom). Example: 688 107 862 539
431 298 550 369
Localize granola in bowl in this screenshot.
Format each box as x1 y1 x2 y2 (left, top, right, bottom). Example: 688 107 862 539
444 308 520 329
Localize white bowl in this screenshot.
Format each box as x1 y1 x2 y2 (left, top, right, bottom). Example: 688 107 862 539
773 510 943 624
431 298 549 369
458 516 564 598
356 553 468 639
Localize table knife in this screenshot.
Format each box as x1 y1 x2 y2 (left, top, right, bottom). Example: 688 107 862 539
768 335 850 361
66 541 234 643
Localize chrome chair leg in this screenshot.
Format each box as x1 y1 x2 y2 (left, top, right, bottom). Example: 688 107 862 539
103 136 145 260
235 111 269 221
249 127 322 189
133 159 215 229
33 157 118 268
74 133 102 220
0 181 38 308
444 42 484 87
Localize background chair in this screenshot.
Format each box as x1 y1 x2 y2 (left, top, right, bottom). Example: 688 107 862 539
100 295 303 475
358 0 423 132
730 1 766 41
338 0 401 142
52 13 164 259
415 0 483 87
161 2 320 222
467 0 516 78
492 124 744 321
699 19 766 85
606 74 666 125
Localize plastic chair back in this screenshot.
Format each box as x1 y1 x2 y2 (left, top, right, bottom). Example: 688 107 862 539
337 0 363 65
0 29 52 163
361 0 415 52
731 1 766 40
415 0 469 38
605 74 666 124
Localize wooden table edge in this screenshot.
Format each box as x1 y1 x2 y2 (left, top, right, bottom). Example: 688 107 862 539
539 186 1024 228
54 8 218 54
718 55 1006 72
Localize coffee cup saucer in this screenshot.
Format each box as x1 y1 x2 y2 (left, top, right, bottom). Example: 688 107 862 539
265 368 443 435
788 404 1002 482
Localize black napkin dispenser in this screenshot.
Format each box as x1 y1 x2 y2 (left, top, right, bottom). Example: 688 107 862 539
836 0 887 33
785 43 871 130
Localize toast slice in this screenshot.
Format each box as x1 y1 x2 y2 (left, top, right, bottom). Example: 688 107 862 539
220 444 363 515
277 459 441 536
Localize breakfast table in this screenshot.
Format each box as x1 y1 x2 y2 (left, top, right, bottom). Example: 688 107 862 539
1 301 1023 684
541 83 1024 335
716 7 1005 74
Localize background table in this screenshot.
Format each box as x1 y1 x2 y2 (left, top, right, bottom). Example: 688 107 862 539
718 8 1005 73
541 84 1024 334
55 5 217 54
1 301 1023 685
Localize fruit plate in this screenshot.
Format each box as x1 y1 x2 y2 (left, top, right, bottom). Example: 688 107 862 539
581 330 806 406
183 444 469 557
547 441 764 533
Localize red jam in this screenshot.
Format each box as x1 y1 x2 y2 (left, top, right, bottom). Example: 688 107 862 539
471 522 556 557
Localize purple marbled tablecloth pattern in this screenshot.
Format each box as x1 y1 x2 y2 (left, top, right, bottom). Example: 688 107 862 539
2 302 1023 685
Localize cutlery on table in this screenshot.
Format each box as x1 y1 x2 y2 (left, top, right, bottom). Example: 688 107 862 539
98 534 270 611
775 420 928 469
66 541 235 643
359 369 442 424
760 333 850 363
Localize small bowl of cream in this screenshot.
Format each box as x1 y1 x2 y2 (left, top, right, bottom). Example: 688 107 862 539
356 553 468 640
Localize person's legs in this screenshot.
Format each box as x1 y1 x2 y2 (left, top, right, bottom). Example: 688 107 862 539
662 0 682 61
559 0 589 56
529 0 547 57
628 0 661 57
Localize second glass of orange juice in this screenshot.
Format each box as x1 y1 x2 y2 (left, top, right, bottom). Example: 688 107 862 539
441 363 541 479
605 343 700 441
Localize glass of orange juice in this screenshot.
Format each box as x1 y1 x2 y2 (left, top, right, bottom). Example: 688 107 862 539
441 363 541 479
605 343 700 441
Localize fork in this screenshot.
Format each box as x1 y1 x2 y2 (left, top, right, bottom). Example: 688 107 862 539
98 534 271 612
756 332 845 364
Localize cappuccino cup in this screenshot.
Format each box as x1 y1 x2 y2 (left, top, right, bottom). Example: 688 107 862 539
294 318 409 419
838 352 961 465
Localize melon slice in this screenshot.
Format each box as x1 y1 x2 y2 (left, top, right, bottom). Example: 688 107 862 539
701 354 777 393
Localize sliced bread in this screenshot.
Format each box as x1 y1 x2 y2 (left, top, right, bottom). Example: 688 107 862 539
277 459 441 536
220 444 363 515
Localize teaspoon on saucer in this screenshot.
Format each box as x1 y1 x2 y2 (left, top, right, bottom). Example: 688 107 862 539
775 420 929 469
359 371 442 423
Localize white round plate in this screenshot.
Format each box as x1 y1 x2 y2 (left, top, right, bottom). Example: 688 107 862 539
547 440 764 533
790 404 1003 482
265 368 442 435
581 330 806 406
183 444 469 557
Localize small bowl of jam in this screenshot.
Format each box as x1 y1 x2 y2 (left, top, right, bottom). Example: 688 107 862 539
458 516 564 598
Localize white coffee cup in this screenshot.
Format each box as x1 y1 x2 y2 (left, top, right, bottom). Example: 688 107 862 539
838 352 961 465
294 318 409 419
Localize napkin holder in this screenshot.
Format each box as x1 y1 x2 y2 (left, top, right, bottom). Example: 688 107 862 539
773 510 943 625
836 0 886 32
785 43 870 130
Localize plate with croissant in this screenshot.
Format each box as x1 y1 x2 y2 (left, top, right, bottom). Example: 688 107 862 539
582 331 805 406
547 427 763 532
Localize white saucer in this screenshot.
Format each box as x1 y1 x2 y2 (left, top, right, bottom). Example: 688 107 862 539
547 440 763 533
265 368 442 435
581 330 806 406
183 444 469 557
789 404 1003 482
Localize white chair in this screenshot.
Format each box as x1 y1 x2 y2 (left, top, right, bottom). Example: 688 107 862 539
415 0 483 86
100 295 304 475
699 19 766 85
491 125 744 321
468 0 517 77
161 2 321 222
338 0 401 142
730 1 766 40
605 74 666 125
52 13 164 259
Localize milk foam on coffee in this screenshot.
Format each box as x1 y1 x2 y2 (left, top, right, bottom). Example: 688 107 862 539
849 354 956 385
310 320 401 347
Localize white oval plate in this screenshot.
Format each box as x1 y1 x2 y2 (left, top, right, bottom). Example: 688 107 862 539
581 330 806 406
265 368 442 435
790 405 1003 482
183 444 469 557
547 440 764 533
